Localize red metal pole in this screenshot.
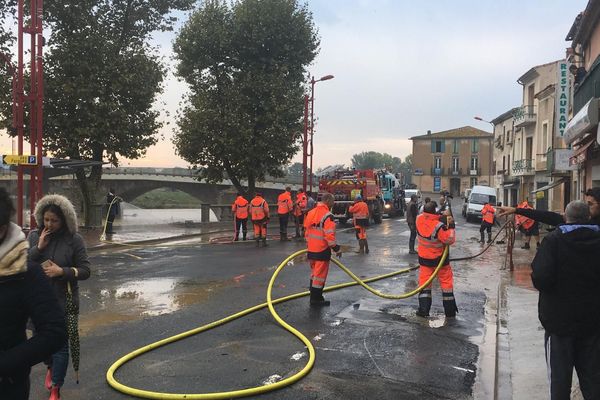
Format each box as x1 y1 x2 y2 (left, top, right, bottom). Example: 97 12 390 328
35 0 44 207
302 94 309 192
29 0 37 229
309 77 315 193
16 0 24 227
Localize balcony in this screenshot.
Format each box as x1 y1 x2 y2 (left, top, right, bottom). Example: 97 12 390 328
449 168 462 176
430 167 444 176
468 168 481 176
495 136 504 150
573 55 600 114
512 159 535 176
513 105 536 127
496 169 507 176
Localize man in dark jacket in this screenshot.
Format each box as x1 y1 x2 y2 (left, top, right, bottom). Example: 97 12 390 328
498 187 600 227
406 194 418 254
0 187 66 399
531 200 600 399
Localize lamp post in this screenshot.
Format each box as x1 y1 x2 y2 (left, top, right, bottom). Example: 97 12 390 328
473 116 494 188
302 74 334 193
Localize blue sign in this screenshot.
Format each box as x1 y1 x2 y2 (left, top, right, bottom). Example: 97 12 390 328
433 176 441 192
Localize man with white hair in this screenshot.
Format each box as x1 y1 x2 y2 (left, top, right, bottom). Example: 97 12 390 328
531 200 600 399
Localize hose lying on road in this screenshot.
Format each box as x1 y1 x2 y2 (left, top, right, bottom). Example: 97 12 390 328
449 219 513 262
106 247 448 399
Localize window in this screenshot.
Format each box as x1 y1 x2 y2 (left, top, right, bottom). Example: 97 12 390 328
431 140 444 153
434 157 442 169
452 157 459 172
542 123 548 153
470 177 478 187
470 157 478 170
453 139 459 154
471 139 479 153
506 130 511 143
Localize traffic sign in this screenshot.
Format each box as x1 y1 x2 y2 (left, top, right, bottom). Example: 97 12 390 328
1 154 38 165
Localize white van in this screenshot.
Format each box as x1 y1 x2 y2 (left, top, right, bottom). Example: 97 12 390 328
465 185 497 222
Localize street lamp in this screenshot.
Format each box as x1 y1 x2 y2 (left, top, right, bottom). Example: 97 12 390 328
473 116 494 188
302 74 334 193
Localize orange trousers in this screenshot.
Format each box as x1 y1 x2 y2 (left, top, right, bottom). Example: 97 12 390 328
309 260 330 289
253 221 267 238
418 264 454 290
354 225 367 240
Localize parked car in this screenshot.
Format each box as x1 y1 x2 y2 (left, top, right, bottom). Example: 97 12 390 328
404 189 421 207
464 185 497 222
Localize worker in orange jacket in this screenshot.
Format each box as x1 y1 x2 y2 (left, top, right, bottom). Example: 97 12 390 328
293 189 308 239
304 193 342 307
250 192 269 247
479 202 495 244
515 200 540 249
348 194 370 253
416 200 457 318
277 187 293 241
231 193 249 241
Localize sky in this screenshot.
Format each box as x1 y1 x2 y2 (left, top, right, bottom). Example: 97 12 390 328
0 0 589 170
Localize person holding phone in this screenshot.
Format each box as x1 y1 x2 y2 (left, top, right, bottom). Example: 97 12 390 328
0 187 66 399
27 194 91 399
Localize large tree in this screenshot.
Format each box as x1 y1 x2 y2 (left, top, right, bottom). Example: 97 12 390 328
0 1 17 129
173 0 319 197
351 151 396 170
39 0 194 225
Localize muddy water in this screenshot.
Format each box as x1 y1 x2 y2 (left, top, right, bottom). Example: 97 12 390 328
120 202 219 224
80 278 230 335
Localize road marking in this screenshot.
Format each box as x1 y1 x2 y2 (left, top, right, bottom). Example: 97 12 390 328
452 366 475 373
363 329 388 378
123 253 143 260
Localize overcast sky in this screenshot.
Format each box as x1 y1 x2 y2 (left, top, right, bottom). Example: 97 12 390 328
0 0 588 169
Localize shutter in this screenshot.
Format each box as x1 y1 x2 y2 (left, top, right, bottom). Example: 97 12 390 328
431 140 435 153
441 140 445 152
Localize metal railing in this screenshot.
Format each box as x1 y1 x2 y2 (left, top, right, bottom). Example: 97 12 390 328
512 159 534 174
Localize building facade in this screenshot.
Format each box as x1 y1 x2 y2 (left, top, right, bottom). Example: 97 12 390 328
491 108 519 207
410 126 493 196
565 0 600 193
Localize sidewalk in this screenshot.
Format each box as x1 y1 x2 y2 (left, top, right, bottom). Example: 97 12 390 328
498 245 583 400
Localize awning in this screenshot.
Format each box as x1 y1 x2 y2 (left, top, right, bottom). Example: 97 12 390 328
531 178 566 193
502 183 516 188
569 135 596 166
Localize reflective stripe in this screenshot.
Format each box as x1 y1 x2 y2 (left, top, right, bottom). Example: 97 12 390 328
312 276 326 282
307 234 323 240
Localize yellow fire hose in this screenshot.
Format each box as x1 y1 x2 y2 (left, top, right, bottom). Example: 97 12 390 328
106 247 449 399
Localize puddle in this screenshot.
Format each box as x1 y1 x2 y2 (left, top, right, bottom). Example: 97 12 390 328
80 278 230 335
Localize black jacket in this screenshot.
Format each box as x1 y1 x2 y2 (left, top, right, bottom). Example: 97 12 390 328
531 224 600 336
516 207 600 227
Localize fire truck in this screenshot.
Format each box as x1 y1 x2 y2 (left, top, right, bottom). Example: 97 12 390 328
318 168 384 224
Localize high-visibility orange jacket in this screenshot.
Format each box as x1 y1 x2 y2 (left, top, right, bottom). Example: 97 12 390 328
304 202 340 260
250 195 269 221
231 196 249 219
515 201 535 230
481 203 495 224
294 193 308 216
416 212 455 267
277 191 293 215
348 201 369 225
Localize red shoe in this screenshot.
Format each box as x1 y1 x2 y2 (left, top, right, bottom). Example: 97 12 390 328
45 368 53 391
49 386 61 400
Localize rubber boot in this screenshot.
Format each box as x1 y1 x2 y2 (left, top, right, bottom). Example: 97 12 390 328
416 290 432 317
442 291 458 318
364 239 369 254
479 231 485 244
310 287 330 307
242 232 247 241
45 368 52 391
521 242 530 250
256 237 261 247
234 233 239 242
487 232 492 244
282 233 290 241
280 233 285 242
262 237 268 247
49 386 61 400
357 239 365 254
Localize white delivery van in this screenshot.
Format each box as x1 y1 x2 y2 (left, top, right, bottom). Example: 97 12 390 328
465 185 497 222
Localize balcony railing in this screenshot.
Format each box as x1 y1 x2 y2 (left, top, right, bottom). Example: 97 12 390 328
573 55 600 114
513 105 536 127
512 159 535 176
468 168 480 176
450 168 462 176
430 167 444 176
495 136 504 149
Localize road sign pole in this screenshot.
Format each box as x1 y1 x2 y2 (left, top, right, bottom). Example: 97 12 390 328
16 0 24 227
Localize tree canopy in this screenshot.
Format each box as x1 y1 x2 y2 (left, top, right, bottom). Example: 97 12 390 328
173 0 319 196
351 151 412 183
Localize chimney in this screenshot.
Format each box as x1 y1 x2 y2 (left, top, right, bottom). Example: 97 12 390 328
427 130 431 135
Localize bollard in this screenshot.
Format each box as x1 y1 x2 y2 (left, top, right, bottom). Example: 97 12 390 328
201 203 211 223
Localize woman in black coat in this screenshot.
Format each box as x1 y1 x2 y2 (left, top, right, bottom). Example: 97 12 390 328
0 188 66 400
27 194 91 398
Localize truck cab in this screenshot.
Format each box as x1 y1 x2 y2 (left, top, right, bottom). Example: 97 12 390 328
379 172 404 217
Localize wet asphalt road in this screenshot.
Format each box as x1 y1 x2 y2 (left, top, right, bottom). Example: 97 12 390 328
30 203 507 400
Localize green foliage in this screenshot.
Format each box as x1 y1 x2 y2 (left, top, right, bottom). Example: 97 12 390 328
286 161 306 176
351 151 395 170
131 188 202 209
0 1 17 129
173 0 319 196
